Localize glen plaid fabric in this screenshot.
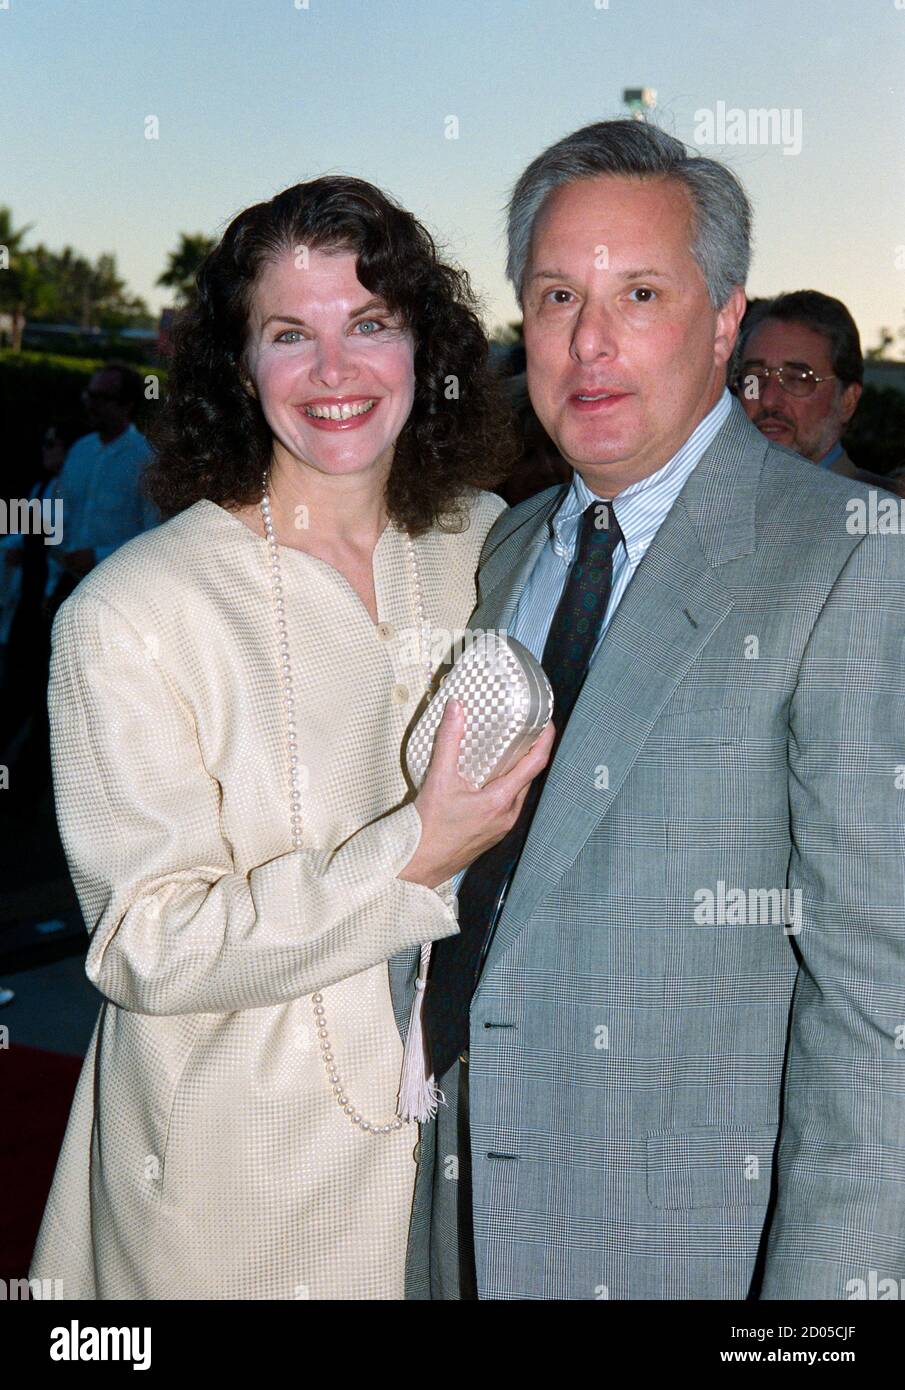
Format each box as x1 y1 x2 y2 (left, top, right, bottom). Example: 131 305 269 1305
389 400 905 1301
424 502 624 1082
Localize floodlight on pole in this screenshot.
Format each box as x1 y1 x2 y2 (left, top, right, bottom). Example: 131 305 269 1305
622 88 657 121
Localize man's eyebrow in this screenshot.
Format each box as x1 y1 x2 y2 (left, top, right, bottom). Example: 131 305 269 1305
259 299 389 330
530 267 671 282
614 267 671 281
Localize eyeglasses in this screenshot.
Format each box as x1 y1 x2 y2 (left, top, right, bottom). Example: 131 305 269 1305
737 365 837 399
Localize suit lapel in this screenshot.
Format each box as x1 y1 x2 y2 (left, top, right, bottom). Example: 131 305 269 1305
477 401 767 979
468 484 566 634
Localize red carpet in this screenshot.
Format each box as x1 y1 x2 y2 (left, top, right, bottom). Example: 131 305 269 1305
0 1043 82 1281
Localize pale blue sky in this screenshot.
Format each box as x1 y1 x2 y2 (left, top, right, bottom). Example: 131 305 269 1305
2 0 903 353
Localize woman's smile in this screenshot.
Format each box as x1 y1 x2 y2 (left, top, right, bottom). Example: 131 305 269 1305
297 395 381 429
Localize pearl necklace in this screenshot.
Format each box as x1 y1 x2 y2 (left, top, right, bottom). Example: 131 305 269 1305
260 472 433 1135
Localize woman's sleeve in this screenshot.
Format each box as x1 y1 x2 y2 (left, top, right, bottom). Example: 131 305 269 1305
49 590 459 1016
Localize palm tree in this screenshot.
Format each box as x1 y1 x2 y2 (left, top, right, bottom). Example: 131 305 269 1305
156 233 216 306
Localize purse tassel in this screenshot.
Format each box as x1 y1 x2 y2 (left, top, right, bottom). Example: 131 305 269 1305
397 941 445 1123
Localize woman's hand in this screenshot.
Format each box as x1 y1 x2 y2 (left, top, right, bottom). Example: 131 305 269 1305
399 698 556 890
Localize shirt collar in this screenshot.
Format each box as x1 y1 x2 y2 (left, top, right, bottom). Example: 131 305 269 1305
818 441 844 469
549 388 733 562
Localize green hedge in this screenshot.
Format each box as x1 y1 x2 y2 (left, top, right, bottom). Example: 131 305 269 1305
1 350 165 495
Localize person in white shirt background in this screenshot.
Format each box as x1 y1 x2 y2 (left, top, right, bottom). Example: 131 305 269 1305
45 360 160 613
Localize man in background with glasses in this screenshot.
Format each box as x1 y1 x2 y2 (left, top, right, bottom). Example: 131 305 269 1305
736 290 901 493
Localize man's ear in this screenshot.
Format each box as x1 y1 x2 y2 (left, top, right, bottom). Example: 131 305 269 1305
839 380 862 427
714 286 747 368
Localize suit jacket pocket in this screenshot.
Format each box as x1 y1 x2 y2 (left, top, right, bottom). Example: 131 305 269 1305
655 704 790 916
649 704 750 743
646 1123 779 1210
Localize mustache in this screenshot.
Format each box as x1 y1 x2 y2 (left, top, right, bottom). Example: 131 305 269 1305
754 412 795 428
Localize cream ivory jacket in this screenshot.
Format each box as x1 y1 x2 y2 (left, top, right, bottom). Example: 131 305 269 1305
29 487 506 1300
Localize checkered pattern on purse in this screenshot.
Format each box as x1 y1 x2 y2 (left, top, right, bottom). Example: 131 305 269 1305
405 630 553 790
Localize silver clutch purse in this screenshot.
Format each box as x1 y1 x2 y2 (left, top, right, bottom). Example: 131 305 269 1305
405 630 554 790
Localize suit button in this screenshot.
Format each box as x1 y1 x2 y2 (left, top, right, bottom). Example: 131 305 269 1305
376 622 395 641
391 684 410 704
413 1140 422 1163
459 1050 469 1065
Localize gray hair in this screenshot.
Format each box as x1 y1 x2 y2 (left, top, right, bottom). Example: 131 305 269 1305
506 120 752 309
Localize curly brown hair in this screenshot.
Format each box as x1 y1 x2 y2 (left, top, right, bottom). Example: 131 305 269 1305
147 176 515 535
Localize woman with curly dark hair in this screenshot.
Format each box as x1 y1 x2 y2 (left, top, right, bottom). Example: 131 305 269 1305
30 176 553 1300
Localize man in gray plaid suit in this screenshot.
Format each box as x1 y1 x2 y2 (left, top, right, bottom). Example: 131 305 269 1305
391 120 905 1300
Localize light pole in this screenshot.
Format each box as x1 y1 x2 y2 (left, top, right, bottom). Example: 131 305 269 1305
622 88 657 121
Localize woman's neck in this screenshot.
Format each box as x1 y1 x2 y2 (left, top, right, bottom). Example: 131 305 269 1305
267 452 391 551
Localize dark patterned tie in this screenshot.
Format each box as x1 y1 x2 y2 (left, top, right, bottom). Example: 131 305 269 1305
423 497 624 1081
